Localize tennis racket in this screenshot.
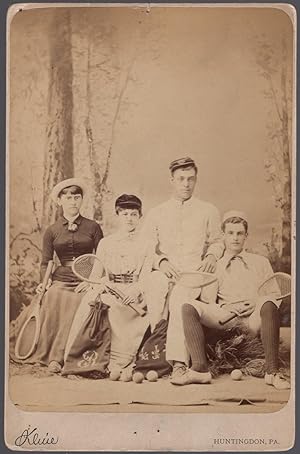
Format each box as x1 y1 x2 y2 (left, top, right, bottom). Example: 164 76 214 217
72 254 146 317
176 271 217 289
14 260 55 360
219 272 291 326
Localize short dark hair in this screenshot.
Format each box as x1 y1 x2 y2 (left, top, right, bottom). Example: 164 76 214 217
221 216 248 234
58 185 83 198
115 194 142 216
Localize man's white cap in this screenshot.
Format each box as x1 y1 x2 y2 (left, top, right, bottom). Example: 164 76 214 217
222 210 248 224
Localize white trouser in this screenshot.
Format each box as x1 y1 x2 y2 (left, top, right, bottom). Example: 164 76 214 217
144 271 218 363
143 271 170 330
165 279 219 365
168 296 282 366
189 296 281 334
165 284 200 365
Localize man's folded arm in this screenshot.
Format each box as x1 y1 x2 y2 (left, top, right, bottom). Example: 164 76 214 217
205 206 225 261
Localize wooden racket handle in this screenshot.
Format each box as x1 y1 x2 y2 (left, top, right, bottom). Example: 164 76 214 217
218 301 250 326
129 302 147 317
219 312 238 326
39 260 55 297
106 284 146 317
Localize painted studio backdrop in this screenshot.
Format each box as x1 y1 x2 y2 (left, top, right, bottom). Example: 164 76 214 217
9 6 293 320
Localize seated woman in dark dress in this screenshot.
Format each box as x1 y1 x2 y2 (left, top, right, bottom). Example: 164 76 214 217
10 178 103 373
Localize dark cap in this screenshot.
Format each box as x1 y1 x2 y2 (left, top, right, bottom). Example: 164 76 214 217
115 194 142 213
169 157 197 173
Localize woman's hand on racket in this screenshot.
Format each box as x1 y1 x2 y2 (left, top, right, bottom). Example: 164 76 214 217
159 259 181 280
36 279 52 294
91 283 107 295
122 285 141 305
74 281 91 293
198 255 216 273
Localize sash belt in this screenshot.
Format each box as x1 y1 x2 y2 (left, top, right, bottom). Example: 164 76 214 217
108 273 138 284
61 260 75 267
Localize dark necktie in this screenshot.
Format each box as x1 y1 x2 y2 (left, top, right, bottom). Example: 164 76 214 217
226 255 249 270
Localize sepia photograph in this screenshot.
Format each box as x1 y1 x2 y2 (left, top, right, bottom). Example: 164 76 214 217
5 2 295 451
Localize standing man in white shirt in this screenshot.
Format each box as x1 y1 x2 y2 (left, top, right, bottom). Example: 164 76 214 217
172 211 290 389
141 157 224 380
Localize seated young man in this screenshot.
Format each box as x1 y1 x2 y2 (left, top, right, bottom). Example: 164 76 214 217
171 210 290 390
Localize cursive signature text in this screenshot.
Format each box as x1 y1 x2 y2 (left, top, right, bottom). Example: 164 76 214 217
15 426 59 447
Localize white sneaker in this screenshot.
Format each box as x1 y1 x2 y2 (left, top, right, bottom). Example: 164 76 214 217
170 364 187 381
265 373 291 390
171 368 212 386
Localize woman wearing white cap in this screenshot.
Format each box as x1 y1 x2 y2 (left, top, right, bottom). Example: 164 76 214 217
10 178 103 373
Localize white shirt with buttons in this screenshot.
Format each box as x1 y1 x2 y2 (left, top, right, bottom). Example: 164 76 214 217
141 196 224 272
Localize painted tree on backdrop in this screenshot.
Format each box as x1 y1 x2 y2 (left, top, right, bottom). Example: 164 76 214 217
70 9 141 224
11 9 160 318
42 10 74 227
42 9 153 226
255 36 292 273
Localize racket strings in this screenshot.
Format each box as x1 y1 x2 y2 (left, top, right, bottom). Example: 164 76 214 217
73 255 124 300
259 275 291 298
73 256 99 281
276 275 291 296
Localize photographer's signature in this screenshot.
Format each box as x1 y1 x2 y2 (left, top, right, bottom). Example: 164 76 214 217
15 426 59 447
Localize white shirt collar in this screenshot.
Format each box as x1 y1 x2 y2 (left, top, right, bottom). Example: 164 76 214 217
114 229 137 241
223 249 249 267
171 195 195 206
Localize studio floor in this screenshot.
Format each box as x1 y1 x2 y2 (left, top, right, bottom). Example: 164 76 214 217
9 369 290 414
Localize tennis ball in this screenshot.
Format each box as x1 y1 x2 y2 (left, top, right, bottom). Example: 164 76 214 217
146 370 158 382
231 369 243 381
120 369 133 382
109 370 121 381
132 372 144 383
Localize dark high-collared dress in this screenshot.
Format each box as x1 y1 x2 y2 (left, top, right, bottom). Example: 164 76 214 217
40 215 103 282
10 215 103 367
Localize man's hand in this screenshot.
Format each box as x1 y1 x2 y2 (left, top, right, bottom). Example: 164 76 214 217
121 285 141 305
36 279 52 294
159 259 181 280
233 300 256 317
199 255 216 273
